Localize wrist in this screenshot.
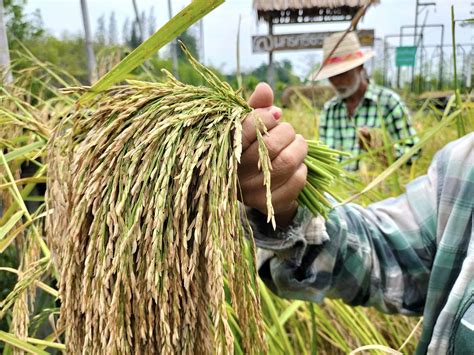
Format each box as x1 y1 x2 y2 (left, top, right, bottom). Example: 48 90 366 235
274 201 299 228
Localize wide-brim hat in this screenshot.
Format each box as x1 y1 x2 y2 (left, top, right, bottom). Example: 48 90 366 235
310 31 374 81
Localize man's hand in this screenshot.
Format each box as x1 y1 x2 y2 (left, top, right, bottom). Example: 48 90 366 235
357 126 385 151
238 83 308 227
357 127 389 165
357 127 372 151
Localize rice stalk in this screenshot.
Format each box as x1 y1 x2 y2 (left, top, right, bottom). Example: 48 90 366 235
47 46 268 354
10 226 41 355
0 256 50 319
299 141 348 218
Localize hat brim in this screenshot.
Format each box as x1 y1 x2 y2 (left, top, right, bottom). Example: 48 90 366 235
310 51 375 81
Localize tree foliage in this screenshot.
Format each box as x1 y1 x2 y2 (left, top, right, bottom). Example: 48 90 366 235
3 0 43 44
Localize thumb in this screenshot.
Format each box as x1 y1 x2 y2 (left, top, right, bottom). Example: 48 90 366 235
248 83 274 109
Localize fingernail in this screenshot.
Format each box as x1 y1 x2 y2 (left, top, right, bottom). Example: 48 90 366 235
269 106 282 120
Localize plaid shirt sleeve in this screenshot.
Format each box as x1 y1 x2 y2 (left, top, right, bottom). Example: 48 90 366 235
383 92 419 158
250 155 438 315
248 133 474 353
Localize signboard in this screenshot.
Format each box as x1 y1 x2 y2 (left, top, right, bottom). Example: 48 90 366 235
395 46 417 67
252 29 375 53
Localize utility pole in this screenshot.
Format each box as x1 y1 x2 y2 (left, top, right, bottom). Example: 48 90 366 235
468 2 474 88
167 0 179 78
411 0 435 91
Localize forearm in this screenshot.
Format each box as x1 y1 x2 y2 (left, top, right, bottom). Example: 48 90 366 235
248 187 435 315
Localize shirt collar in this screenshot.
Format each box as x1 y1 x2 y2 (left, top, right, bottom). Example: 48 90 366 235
363 82 379 103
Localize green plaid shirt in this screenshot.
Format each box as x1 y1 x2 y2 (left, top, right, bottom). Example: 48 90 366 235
249 133 474 354
319 83 419 170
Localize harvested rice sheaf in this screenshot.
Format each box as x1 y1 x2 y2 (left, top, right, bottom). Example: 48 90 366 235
47 53 268 354
46 49 344 353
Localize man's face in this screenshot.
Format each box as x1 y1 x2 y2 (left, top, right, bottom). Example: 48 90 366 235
328 67 362 99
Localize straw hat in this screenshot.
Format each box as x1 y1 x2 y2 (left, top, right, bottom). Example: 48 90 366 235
310 31 374 81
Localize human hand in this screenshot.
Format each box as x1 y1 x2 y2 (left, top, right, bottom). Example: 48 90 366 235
357 126 372 151
238 83 308 227
357 127 388 165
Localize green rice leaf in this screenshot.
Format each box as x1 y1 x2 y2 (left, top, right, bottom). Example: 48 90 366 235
0 211 23 241
78 0 224 104
3 141 44 163
0 331 49 355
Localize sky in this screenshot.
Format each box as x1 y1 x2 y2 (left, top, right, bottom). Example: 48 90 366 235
25 0 474 78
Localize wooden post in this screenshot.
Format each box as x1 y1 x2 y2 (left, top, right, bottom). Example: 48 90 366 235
268 20 274 89
80 0 97 85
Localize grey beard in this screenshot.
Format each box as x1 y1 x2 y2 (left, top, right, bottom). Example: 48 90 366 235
334 74 361 99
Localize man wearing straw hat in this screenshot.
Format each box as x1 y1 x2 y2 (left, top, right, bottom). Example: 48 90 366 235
311 31 418 170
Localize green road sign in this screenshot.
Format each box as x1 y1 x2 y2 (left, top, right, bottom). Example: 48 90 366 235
396 46 417 67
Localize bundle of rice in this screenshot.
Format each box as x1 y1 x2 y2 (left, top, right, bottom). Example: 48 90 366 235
301 141 348 218
47 50 268 354
46 47 344 353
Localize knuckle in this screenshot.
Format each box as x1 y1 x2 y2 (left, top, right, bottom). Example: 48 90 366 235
278 148 298 170
273 200 292 215
243 193 265 211
264 134 280 156
296 135 308 155
279 122 296 138
293 165 308 190
254 109 276 129
241 117 256 150
239 189 254 205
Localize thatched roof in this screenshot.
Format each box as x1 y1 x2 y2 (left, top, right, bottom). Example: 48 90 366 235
253 0 379 24
253 0 377 11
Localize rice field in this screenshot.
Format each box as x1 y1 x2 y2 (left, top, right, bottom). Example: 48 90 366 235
1 45 472 354
1 2 473 354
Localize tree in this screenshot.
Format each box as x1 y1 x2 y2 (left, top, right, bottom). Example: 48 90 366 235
167 0 178 77
95 14 106 45
3 0 43 43
25 34 89 83
1 0 45 83
147 6 156 37
122 17 130 45
131 0 143 41
108 11 117 45
129 21 141 49
140 10 146 40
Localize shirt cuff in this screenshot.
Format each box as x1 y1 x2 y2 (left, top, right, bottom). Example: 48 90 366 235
244 205 329 267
